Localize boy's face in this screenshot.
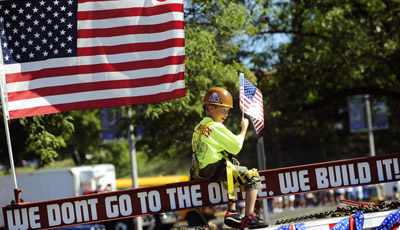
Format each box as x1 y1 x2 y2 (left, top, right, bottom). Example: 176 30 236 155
208 105 230 123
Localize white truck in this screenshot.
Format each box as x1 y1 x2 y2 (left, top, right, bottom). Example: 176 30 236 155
0 164 116 230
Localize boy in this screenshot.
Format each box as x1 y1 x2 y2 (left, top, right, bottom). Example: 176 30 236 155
191 87 268 229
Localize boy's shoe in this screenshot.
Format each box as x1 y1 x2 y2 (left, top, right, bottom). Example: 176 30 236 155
224 209 242 228
241 211 269 229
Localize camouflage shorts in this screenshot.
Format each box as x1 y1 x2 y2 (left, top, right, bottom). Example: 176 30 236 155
199 160 261 191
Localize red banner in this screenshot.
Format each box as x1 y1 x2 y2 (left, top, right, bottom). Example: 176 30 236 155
4 153 400 230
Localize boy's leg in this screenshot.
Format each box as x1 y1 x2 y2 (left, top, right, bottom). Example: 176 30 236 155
227 202 236 211
245 189 258 215
241 177 269 229
221 164 268 228
241 190 269 229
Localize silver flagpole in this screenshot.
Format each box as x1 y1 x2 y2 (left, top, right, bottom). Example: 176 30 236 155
0 40 19 192
127 106 143 230
240 73 245 118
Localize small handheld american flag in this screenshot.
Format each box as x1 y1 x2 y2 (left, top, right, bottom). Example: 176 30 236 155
239 73 264 134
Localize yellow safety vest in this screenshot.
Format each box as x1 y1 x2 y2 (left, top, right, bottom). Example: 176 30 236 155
191 119 258 199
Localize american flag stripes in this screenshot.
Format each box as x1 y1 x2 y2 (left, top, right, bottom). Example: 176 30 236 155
239 74 264 134
0 0 185 119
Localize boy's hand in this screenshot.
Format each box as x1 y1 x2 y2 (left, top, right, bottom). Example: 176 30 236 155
240 118 249 130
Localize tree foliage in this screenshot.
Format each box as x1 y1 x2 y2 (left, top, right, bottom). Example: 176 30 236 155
248 0 400 167
20 114 74 165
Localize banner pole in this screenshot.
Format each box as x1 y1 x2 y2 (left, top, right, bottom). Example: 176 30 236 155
0 40 19 191
127 106 143 230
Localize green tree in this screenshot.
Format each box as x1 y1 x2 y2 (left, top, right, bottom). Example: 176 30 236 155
60 109 132 178
0 113 75 168
20 114 75 166
246 0 400 167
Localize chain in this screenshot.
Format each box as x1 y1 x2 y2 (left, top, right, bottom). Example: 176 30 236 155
170 227 213 230
275 199 400 225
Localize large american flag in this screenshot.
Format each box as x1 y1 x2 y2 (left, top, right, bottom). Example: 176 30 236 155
0 0 185 119
239 74 264 134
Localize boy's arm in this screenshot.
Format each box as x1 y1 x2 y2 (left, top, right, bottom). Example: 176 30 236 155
210 118 249 155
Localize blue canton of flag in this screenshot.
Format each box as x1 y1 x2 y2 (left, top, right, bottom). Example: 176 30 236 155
373 209 400 230
239 73 264 134
275 223 306 230
331 211 364 230
0 0 77 64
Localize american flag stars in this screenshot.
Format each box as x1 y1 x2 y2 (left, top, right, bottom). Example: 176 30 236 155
0 0 77 64
374 209 400 230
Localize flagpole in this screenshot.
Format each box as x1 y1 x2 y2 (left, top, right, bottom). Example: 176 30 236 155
240 73 245 118
0 41 19 193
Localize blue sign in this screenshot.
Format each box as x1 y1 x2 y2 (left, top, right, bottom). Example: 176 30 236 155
100 107 124 140
347 95 389 133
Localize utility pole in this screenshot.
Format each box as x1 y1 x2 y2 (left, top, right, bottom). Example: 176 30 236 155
365 95 376 157
128 106 142 230
257 137 269 223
